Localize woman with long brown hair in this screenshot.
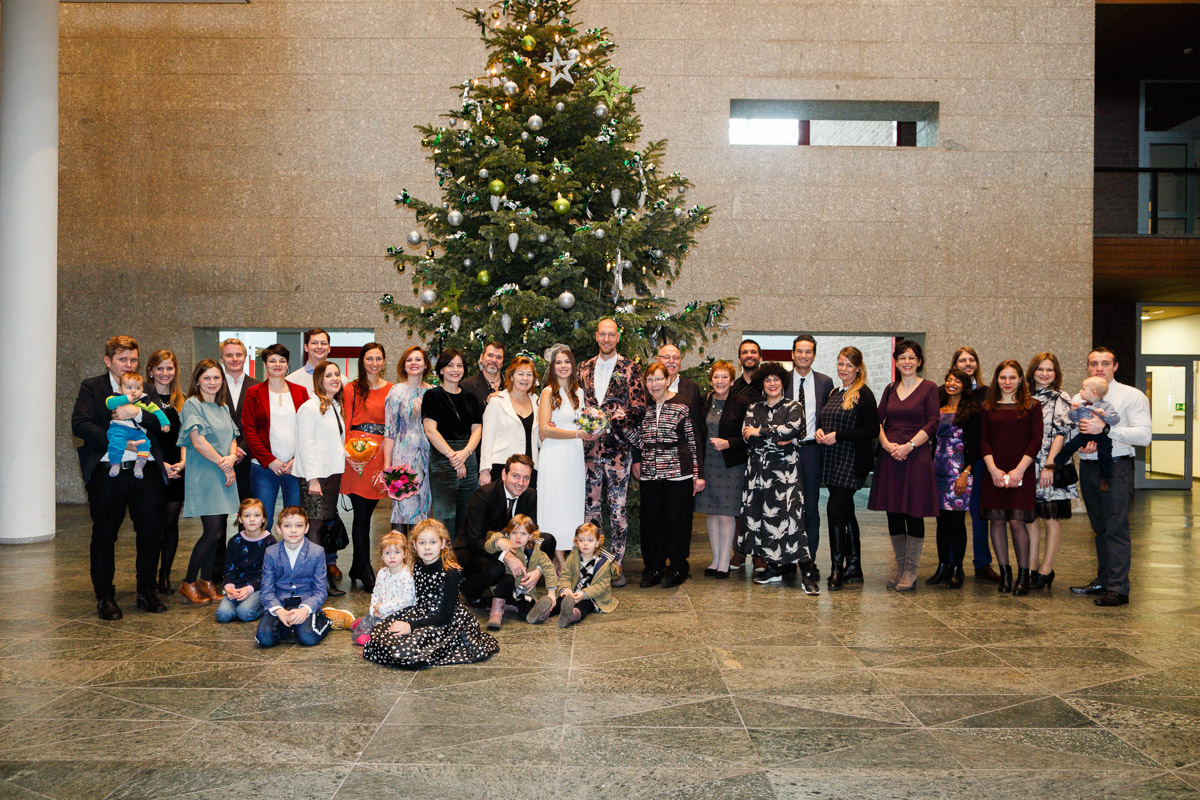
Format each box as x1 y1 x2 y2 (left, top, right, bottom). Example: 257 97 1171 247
146 349 186 594
340 342 392 593
951 346 999 584
980 359 1043 595
537 345 594 570
1026 352 1077 589
382 345 433 533
928 368 981 589
294 361 348 594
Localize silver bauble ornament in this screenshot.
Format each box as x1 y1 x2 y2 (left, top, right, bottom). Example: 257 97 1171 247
418 288 437 307
593 103 608 119
540 276 551 288
525 252 534 261
673 207 684 217
527 10 536 20
527 114 543 131
447 210 464 227
406 230 423 246
536 233 548 244
479 168 489 179
463 257 474 269
502 80 519 97
521 131 530 141
501 313 512 334
567 48 580 60
441 201 450 208
594 228 605 239
557 10 565 18
651 249 663 259
555 102 565 112
557 291 576 309
529 174 539 184
451 314 461 333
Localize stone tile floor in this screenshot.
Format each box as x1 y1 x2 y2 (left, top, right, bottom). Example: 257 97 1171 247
1 492 1199 799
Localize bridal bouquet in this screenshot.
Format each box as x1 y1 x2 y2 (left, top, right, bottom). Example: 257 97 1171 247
574 406 612 436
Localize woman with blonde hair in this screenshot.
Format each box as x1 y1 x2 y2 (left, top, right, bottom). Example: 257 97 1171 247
814 347 879 590
479 356 540 486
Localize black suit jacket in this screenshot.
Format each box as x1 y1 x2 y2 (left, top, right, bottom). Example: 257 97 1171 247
673 377 705 447
786 369 834 438
460 482 537 556
461 371 501 412
71 373 168 484
731 373 763 403
222 373 260 449
701 390 751 468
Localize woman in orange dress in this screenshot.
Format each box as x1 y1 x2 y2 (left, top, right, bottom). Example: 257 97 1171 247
340 342 392 593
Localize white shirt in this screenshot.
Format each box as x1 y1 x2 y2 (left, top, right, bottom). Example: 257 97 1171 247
224 371 246 405
593 353 618 405
668 376 680 393
283 541 302 569
268 391 299 462
1071 379 1151 460
792 370 818 440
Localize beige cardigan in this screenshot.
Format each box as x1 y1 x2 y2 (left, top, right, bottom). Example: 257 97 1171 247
561 548 618 614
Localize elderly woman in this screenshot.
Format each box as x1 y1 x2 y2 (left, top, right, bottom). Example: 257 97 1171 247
1026 352 1076 590
741 361 818 594
631 362 703 588
814 346 879 590
695 360 749 579
868 339 940 592
480 356 540 486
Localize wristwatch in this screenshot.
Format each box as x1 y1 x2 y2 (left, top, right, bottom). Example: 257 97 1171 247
1103 423 1111 434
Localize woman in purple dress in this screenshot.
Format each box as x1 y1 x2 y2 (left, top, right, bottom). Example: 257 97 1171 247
867 339 940 592
928 369 981 590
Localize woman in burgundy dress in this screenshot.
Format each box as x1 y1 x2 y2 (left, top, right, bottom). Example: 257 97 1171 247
868 339 940 592
980 359 1043 596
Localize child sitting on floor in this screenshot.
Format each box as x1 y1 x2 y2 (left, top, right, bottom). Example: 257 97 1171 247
485 514 560 629
362 519 498 669
352 531 416 647
255 506 335 647
556 523 619 627
106 371 171 479
1054 376 1122 491
216 499 273 623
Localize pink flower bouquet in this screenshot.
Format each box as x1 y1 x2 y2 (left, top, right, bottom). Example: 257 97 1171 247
377 465 420 501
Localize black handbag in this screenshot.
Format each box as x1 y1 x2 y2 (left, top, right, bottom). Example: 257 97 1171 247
322 515 350 552
1050 395 1078 489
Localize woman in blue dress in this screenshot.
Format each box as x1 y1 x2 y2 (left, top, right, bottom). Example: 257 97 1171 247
383 345 433 533
928 369 981 590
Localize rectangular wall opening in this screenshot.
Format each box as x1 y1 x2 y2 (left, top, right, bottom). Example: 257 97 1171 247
729 100 938 147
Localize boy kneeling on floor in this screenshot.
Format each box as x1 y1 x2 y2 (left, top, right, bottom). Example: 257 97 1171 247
255 506 335 647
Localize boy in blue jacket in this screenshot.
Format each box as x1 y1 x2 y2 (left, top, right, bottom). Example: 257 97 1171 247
255 506 333 647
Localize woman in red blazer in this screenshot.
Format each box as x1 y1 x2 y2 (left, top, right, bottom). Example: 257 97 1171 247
242 343 308 528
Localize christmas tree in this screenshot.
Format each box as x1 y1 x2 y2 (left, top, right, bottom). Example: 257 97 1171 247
380 0 736 365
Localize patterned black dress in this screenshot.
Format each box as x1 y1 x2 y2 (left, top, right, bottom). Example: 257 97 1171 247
741 399 809 565
363 559 498 669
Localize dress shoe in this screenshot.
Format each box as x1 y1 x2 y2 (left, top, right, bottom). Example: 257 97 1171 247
944 565 965 590
1095 591 1129 607
1070 581 1105 595
925 563 950 585
195 578 224 601
997 565 1012 594
662 569 688 588
136 592 168 613
639 570 663 588
157 570 175 595
326 582 347 598
97 595 123 620
1012 568 1031 596
752 556 767 574
327 564 343 582
703 567 717 578
1030 570 1055 590
714 570 730 580
178 581 211 605
974 564 1001 584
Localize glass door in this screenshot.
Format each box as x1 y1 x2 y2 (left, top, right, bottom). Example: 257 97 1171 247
1137 359 1193 489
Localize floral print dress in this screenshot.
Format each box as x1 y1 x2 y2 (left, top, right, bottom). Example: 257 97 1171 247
741 399 809 565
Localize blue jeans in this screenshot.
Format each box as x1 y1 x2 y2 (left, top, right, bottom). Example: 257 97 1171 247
250 462 301 530
255 609 331 647
215 590 263 623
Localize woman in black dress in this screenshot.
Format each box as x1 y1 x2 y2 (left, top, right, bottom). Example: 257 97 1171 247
146 350 185 595
422 348 484 537
742 362 819 594
814 347 878 590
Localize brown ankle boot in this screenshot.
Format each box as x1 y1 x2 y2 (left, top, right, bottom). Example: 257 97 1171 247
178 581 211 605
195 578 224 601
886 535 907 589
487 597 505 631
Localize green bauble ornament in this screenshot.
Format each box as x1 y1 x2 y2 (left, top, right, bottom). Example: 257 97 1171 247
552 196 571 215
520 35 536 51
489 179 506 196
476 269 492 285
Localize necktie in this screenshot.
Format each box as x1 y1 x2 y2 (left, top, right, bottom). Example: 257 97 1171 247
798 376 806 409
507 496 516 518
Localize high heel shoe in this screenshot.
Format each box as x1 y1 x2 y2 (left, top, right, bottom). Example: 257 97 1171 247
944 564 964 589
925 563 950 585
1012 568 1031 596
349 567 375 594
1030 569 1055 590
997 565 1012 594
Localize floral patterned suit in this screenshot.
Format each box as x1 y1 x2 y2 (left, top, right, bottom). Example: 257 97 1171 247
577 353 646 566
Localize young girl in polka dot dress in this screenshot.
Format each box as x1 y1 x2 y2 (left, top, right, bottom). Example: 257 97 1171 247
363 518 499 669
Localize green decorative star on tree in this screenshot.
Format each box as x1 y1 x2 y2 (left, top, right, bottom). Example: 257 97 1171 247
379 0 737 366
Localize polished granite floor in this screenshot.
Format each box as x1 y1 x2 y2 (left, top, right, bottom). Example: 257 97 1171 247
2 492 1199 799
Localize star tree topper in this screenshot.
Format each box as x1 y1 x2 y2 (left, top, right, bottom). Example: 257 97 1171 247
539 47 577 87
589 66 629 105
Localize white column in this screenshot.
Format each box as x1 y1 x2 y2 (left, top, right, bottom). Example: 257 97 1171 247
0 0 58 543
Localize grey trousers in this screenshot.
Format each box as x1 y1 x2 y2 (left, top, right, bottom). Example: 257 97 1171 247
1079 457 1134 595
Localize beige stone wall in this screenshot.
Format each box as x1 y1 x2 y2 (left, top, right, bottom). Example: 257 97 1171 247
55 0 1094 501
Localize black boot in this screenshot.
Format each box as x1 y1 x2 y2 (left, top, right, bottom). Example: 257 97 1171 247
136 590 168 613
944 564 964 589
1030 569 1055 590
925 563 950 585
827 526 845 591
842 519 864 583
157 569 175 595
997 565 1013 594
1012 568 1031 596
